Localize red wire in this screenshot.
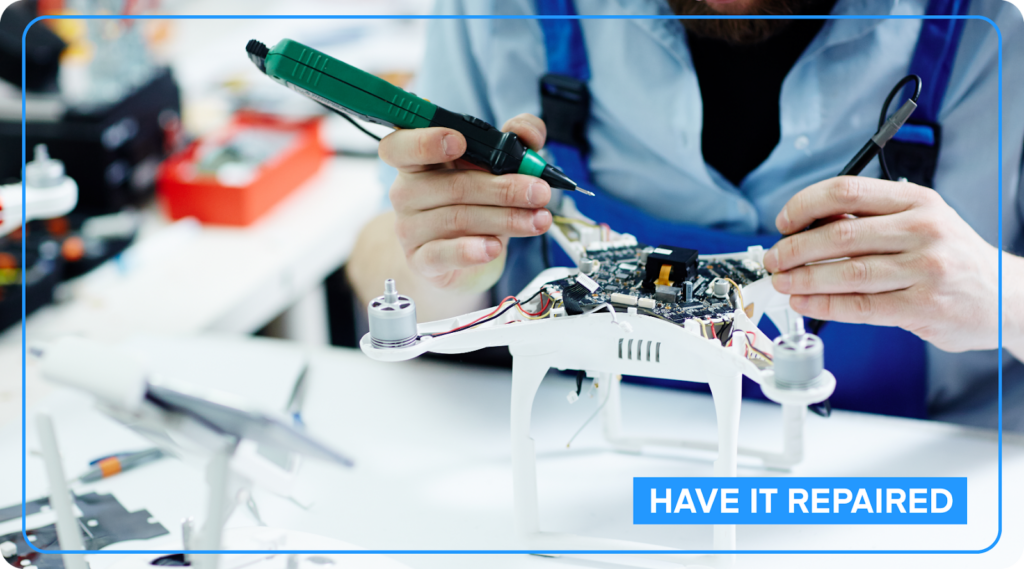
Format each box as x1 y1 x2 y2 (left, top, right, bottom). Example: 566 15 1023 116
520 295 550 316
441 296 517 334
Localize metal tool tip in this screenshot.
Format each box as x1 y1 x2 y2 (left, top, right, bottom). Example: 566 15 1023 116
575 187 595 197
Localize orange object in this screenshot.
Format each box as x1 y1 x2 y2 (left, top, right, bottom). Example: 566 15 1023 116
45 217 70 237
61 236 85 261
97 457 122 478
156 111 330 226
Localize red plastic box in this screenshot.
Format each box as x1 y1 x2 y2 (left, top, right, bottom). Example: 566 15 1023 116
157 112 329 226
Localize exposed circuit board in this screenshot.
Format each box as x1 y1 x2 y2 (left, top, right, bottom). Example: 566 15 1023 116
544 244 767 327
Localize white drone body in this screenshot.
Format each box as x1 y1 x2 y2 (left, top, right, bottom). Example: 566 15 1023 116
360 199 836 555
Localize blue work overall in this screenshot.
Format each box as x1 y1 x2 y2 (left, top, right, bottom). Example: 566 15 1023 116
522 0 970 418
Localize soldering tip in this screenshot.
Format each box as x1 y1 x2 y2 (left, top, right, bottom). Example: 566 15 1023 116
540 164 592 196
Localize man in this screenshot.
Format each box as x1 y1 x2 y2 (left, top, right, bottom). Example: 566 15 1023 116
346 0 1024 429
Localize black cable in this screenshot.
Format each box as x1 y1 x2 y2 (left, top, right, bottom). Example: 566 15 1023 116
316 102 382 142
336 109 382 141
877 74 922 180
809 75 922 335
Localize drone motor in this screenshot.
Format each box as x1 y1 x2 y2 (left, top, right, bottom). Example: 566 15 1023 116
368 279 418 349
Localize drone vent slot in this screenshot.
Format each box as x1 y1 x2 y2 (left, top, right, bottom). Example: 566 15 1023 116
620 339 659 362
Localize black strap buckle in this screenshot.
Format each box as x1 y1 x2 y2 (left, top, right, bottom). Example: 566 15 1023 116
539 73 591 153
883 120 942 188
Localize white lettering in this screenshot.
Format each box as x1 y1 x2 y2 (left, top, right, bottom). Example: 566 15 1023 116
909 489 928 513
696 488 718 514
721 488 739 513
887 488 907 513
812 488 829 513
932 489 953 514
759 488 777 514
651 488 672 514
790 488 809 513
851 488 874 513
674 489 696 513
833 488 853 513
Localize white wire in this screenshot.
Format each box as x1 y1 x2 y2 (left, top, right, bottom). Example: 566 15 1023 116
566 377 613 448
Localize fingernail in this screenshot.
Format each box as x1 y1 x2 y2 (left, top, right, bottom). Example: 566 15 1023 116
532 209 550 232
483 238 501 260
442 134 458 157
777 208 791 232
772 272 791 293
790 295 808 310
526 182 540 206
764 248 779 272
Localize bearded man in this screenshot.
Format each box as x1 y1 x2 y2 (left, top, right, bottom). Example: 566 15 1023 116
346 0 1024 429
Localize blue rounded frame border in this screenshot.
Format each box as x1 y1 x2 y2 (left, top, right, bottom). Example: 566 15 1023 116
18 12 1007 556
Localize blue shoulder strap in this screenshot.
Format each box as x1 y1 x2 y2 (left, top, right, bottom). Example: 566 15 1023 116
532 0 970 419
888 0 971 186
908 0 971 123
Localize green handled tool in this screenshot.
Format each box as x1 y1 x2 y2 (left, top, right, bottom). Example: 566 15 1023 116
246 38 590 195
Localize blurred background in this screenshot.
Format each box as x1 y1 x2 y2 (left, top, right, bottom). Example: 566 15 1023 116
0 0 432 419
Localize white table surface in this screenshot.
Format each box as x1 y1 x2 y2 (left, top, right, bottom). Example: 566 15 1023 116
0 156 382 344
2 335 1022 569
0 156 384 424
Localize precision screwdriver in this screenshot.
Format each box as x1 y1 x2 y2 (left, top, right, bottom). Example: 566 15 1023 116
246 38 590 196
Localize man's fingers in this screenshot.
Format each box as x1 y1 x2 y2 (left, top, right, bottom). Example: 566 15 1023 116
789 290 912 327
501 113 547 150
398 205 551 248
776 177 936 235
378 127 466 171
391 170 551 212
409 236 503 278
765 213 922 272
771 254 919 295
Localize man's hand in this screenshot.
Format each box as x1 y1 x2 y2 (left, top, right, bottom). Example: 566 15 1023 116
763 176 1001 353
379 113 552 292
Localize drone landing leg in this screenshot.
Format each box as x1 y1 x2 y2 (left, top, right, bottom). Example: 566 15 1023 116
708 371 742 551
510 354 550 536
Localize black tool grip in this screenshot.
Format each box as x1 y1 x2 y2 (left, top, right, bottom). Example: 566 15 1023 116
429 107 527 175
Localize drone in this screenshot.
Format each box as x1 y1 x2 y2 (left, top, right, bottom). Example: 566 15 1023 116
360 196 836 553
31 338 409 569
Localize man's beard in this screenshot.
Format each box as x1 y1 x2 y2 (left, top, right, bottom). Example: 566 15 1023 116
667 0 830 45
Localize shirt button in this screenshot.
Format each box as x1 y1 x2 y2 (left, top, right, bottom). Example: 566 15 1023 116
794 135 810 150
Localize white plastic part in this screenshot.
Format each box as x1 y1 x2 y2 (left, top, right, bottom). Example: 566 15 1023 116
0 145 78 237
360 248 836 553
38 337 148 412
35 413 89 569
